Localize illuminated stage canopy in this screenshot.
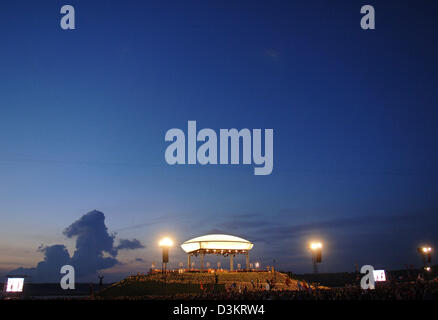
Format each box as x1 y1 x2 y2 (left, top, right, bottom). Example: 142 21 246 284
181 234 253 256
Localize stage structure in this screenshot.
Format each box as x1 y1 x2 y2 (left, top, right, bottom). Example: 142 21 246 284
181 234 253 271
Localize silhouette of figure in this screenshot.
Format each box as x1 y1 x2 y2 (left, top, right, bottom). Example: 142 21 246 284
98 275 104 293
98 275 104 286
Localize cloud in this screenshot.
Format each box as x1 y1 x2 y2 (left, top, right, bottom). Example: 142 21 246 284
248 211 438 244
220 218 276 231
114 213 183 232
9 245 71 283
116 238 145 250
208 210 438 272
9 210 143 282
63 210 119 277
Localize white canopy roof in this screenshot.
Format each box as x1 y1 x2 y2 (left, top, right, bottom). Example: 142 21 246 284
181 234 253 253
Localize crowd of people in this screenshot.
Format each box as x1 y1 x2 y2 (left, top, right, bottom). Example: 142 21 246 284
97 274 438 300
170 280 438 300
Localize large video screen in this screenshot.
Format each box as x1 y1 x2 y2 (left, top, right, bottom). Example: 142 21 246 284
5 278 24 293
373 270 387 282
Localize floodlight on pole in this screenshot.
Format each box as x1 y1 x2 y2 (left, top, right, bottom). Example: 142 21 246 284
310 242 322 250
159 237 173 274
159 237 174 248
422 247 432 253
309 241 323 274
417 245 433 271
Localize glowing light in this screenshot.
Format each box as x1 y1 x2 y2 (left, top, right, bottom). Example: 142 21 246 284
422 247 432 253
5 278 24 293
159 237 174 247
310 242 323 250
373 270 386 281
181 234 253 253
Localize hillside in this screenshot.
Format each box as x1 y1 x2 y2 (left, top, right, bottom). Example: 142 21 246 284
99 271 300 298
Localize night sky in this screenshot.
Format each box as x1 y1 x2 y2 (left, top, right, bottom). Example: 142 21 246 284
0 0 437 282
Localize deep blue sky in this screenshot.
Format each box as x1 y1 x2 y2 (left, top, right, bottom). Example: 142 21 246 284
0 0 437 281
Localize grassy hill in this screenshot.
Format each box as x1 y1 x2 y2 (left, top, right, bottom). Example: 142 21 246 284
99 271 299 298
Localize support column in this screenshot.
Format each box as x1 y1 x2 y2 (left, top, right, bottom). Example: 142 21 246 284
187 254 191 270
200 253 205 271
312 253 318 274
230 255 234 271
246 252 250 270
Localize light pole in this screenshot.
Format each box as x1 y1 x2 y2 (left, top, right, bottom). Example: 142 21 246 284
159 237 173 276
309 242 323 274
417 246 432 275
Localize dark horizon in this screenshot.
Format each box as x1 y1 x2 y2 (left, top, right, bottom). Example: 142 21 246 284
1 0 437 284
